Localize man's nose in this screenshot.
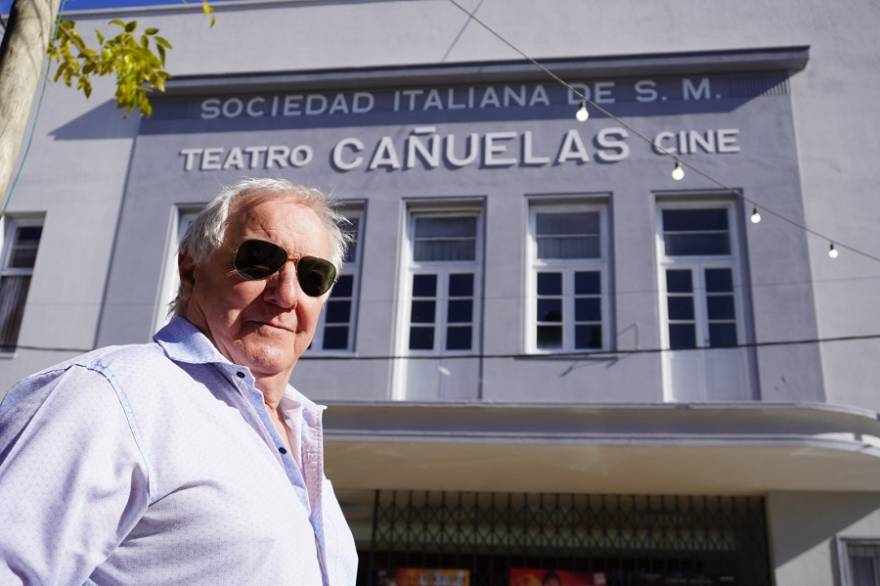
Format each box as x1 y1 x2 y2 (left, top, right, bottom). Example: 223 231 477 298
263 261 302 308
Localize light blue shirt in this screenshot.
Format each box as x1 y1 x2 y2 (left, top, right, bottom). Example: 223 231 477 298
0 317 358 585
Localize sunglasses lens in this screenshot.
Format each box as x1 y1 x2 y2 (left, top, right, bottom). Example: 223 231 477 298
234 240 287 280
297 256 337 297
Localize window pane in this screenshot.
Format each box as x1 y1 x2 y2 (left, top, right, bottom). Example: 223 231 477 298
322 326 349 350
0 276 31 351
574 271 600 295
663 209 728 231
9 247 38 269
709 323 737 347
667 297 695 320
415 216 477 238
537 272 562 295
669 323 697 349
332 274 354 297
666 270 693 293
664 233 731 256
409 326 434 350
707 295 736 320
449 273 474 296
15 226 42 243
536 212 599 236
537 325 562 349
536 236 599 259
446 326 472 350
410 300 435 323
575 325 602 349
325 300 351 323
414 239 476 261
705 268 734 292
447 300 473 323
341 217 359 264
850 556 876 586
537 299 562 322
412 274 437 297
575 298 601 322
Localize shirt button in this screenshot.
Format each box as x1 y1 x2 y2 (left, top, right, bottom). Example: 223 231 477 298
236 372 245 379
278 447 288 454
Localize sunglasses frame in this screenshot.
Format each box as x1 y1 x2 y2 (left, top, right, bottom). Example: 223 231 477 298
231 238 338 297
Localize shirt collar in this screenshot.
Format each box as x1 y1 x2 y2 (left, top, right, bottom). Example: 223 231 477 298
154 316 326 417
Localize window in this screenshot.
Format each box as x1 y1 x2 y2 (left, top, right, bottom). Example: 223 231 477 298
402 211 482 353
311 207 364 352
154 209 201 332
840 540 880 586
527 204 608 352
658 204 742 350
0 219 43 351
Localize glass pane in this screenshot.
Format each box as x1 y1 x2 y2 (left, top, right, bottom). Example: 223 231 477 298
536 212 599 236
667 296 695 320
447 299 473 323
537 272 562 295
449 273 474 297
415 216 477 238
325 300 351 323
537 299 562 322
666 270 693 293
331 274 353 298
0 276 31 351
850 556 875 586
412 274 437 297
414 239 476 261
322 326 349 350
709 323 737 347
707 295 736 320
536 236 599 259
537 325 562 349
15 226 42 243
341 217 359 264
410 300 435 323
669 323 697 349
663 209 728 231
409 326 434 350
705 268 734 292
575 271 600 295
9 247 38 269
664 233 731 256
575 298 601 322
575 325 602 349
446 326 472 350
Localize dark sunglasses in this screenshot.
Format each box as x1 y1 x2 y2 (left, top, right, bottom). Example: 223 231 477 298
233 239 337 297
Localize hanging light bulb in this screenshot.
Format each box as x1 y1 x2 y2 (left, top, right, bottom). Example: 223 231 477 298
828 242 839 259
575 99 589 122
671 160 685 181
750 207 762 224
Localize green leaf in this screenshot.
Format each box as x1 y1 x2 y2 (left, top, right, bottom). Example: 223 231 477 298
95 30 104 44
125 20 137 32
109 18 125 28
154 36 172 49
145 27 158 35
209 15 216 28
201 0 213 15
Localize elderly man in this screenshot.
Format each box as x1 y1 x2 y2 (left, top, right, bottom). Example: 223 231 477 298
0 179 358 584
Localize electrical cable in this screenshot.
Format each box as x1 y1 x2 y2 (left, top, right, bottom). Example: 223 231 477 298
443 0 880 264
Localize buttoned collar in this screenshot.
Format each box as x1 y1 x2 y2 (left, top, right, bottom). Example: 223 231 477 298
154 316 326 417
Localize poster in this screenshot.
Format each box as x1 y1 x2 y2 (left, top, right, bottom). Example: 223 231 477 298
380 568 470 586
509 568 607 586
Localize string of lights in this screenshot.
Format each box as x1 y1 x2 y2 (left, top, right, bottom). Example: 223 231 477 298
443 0 880 264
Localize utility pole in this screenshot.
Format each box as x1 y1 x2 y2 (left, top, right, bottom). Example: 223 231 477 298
0 0 62 210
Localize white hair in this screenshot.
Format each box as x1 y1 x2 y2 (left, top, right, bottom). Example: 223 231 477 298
171 178 350 316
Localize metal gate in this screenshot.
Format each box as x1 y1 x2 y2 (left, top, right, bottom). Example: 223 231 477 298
360 491 772 586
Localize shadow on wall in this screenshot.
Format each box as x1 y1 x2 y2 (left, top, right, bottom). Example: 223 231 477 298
51 100 141 141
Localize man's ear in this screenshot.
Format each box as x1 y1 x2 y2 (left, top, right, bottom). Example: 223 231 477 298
178 251 197 303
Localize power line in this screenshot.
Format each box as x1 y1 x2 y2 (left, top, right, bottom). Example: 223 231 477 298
443 0 880 265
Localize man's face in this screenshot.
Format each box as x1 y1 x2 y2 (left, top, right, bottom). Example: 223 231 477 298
181 193 333 378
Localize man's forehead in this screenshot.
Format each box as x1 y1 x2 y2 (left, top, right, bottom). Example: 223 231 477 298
224 193 329 249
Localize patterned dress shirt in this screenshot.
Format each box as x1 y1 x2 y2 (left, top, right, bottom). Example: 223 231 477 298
0 317 358 585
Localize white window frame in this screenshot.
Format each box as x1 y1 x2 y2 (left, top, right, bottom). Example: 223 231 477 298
397 206 483 357
655 200 745 350
310 205 364 354
525 202 610 353
153 207 202 333
0 217 44 352
837 537 880 586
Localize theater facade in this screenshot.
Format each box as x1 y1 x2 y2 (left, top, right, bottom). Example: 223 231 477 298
2 1 880 585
